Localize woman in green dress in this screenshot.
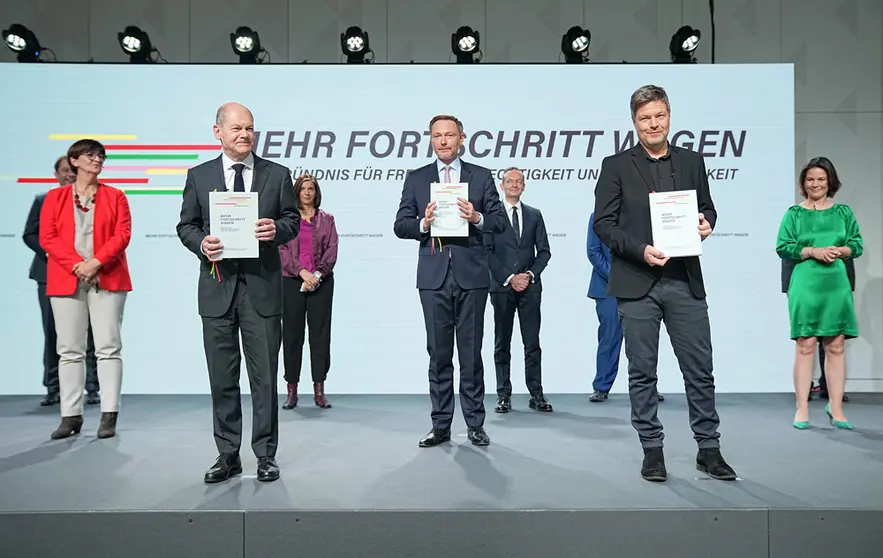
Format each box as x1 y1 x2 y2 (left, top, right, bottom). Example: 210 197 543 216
776 157 862 430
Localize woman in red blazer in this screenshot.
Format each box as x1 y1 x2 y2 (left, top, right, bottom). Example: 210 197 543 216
39 139 132 441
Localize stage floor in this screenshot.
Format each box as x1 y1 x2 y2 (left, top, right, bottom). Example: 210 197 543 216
1 393 882 557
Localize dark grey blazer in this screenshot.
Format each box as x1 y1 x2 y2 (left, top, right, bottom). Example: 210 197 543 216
593 144 716 300
23 193 48 283
393 160 507 291
176 153 299 318
484 202 551 293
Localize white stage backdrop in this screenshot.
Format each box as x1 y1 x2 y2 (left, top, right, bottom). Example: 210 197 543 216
0 63 794 395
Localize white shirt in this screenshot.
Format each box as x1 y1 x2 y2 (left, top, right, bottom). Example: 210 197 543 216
200 152 254 256
221 151 255 191
436 157 461 184
503 199 523 237
420 157 484 232
501 198 534 286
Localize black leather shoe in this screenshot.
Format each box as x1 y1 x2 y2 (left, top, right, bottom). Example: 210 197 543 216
257 457 280 482
467 426 490 446
589 390 608 402
418 428 451 447
86 392 100 405
696 449 737 481
529 394 553 412
494 396 511 413
657 393 665 402
40 393 60 406
204 453 242 484
641 448 667 482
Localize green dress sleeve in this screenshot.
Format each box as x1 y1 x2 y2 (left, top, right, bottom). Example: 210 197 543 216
839 204 863 259
776 207 803 260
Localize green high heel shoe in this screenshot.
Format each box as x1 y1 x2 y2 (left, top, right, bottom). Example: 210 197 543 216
825 403 853 430
792 419 809 430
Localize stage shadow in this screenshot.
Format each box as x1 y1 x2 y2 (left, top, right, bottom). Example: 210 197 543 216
154 468 330 511
0 435 132 511
726 478 812 508
361 441 613 510
0 437 82 475
0 397 62 418
815 426 883 464
451 443 510 500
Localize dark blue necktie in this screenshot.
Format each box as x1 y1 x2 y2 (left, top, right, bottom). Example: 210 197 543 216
512 206 521 244
232 163 245 192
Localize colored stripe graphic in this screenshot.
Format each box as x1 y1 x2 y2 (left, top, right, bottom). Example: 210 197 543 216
103 166 192 171
17 178 149 184
120 188 184 196
23 134 216 192
146 168 188 175
104 145 218 150
49 134 137 140
106 154 199 160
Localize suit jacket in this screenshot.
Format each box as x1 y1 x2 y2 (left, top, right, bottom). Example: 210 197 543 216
176 153 299 318
485 201 551 293
586 211 613 299
593 144 716 299
781 257 855 293
23 193 48 283
393 159 507 291
279 209 339 278
39 184 133 297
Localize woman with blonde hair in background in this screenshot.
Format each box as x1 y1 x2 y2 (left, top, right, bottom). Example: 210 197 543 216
776 157 861 430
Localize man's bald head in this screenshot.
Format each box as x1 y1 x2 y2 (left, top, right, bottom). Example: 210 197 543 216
213 102 255 161
215 102 254 126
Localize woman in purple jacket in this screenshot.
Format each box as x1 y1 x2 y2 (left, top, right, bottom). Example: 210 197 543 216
279 174 339 410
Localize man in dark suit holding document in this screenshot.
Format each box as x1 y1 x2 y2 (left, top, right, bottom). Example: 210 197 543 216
393 114 507 448
592 85 736 483
177 102 299 483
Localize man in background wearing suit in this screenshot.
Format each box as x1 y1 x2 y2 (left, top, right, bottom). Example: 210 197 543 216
394 114 507 448
486 167 552 413
22 155 99 407
586 211 623 403
586 212 664 404
177 102 299 483
593 85 736 483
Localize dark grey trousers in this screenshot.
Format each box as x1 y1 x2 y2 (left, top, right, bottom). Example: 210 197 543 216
617 277 721 450
202 279 282 458
419 268 488 430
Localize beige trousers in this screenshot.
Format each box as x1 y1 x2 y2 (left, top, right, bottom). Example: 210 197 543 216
51 285 127 416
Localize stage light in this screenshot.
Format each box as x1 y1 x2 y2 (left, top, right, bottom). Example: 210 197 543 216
561 26 590 63
118 26 155 63
231 26 268 64
3 24 43 62
340 26 373 63
451 26 481 63
670 25 700 63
